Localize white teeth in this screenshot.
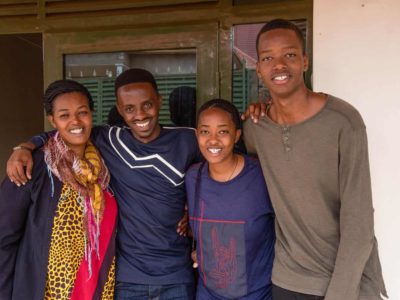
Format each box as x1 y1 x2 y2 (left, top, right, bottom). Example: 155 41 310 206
136 121 150 128
274 75 288 81
70 128 83 134
208 148 222 154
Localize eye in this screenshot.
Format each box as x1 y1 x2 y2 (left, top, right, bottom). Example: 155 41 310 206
78 110 89 116
219 130 229 135
125 106 134 113
143 102 152 111
59 113 69 119
261 56 272 62
286 53 296 58
198 129 209 135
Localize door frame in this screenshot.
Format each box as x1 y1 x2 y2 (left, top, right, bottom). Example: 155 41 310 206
43 22 219 128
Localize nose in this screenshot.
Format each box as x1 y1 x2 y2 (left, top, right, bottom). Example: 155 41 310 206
207 131 219 144
134 107 146 121
273 56 287 70
71 113 81 123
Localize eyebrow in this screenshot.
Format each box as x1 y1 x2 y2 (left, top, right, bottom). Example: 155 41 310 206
198 123 230 127
55 105 88 112
259 45 299 53
123 99 154 106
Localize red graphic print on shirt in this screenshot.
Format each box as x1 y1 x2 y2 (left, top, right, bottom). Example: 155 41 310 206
209 227 238 289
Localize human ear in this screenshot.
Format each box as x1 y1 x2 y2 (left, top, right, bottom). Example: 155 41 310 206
47 115 56 129
256 62 262 79
235 129 242 143
303 55 309 72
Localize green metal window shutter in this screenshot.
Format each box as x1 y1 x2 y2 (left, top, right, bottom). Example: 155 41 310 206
232 69 248 113
77 74 196 126
155 73 196 125
76 78 116 126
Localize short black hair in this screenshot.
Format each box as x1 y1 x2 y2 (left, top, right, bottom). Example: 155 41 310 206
197 98 242 130
107 105 127 126
256 19 306 56
43 79 93 115
114 68 159 97
169 86 196 127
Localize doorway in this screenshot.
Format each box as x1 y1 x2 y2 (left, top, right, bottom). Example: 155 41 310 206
0 33 43 178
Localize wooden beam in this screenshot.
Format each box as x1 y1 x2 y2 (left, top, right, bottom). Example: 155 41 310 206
45 0 217 14
0 16 41 34
0 2 37 17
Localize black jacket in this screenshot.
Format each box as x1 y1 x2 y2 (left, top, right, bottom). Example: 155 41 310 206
0 150 63 300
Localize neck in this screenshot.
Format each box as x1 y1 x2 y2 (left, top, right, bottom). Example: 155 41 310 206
209 154 240 182
132 124 161 144
268 88 326 125
71 147 85 158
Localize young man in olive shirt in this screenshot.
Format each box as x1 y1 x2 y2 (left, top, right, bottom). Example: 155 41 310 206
243 19 387 300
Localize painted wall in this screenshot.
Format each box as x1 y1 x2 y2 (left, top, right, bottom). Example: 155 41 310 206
0 34 43 179
313 0 400 298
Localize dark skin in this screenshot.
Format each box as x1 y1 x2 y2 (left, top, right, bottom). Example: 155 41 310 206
6 82 189 236
242 28 326 123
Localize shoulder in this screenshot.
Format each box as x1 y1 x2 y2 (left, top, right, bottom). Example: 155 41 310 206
242 156 264 177
91 124 117 135
324 95 366 130
31 149 47 176
186 162 203 174
162 126 196 138
0 149 46 195
161 126 198 150
243 118 257 131
247 155 262 167
186 162 204 179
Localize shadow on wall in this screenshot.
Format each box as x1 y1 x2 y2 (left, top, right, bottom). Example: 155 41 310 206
0 34 44 179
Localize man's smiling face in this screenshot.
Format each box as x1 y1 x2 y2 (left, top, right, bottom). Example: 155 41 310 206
256 28 308 99
117 82 162 144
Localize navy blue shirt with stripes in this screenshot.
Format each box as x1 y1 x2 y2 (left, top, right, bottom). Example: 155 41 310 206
31 125 201 285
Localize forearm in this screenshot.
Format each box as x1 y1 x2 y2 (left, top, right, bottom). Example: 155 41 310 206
324 219 374 300
325 127 374 300
29 131 55 149
13 142 35 151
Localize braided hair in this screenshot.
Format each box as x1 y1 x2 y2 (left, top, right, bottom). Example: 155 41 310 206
44 79 93 115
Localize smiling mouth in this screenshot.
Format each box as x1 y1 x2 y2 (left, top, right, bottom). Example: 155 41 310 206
271 73 290 82
134 120 150 128
69 128 83 134
208 147 222 154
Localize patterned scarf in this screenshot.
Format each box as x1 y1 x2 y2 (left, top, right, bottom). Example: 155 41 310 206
44 131 110 276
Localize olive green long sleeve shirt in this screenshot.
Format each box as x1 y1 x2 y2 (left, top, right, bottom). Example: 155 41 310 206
244 95 387 300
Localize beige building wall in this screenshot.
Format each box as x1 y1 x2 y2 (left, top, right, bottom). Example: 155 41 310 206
313 0 400 298
0 34 43 178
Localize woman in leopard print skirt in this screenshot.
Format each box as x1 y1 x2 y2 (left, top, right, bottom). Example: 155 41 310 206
0 80 117 300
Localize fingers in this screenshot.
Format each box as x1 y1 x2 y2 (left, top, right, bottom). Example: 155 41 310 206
253 105 261 123
176 210 189 236
7 162 28 186
260 102 267 117
242 102 268 123
191 250 198 268
6 150 33 186
26 160 33 180
241 104 255 121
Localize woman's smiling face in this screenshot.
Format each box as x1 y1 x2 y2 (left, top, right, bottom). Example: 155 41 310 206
47 92 92 157
196 107 241 165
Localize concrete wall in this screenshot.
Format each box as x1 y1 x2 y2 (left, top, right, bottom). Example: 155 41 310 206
0 34 43 178
313 0 400 298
